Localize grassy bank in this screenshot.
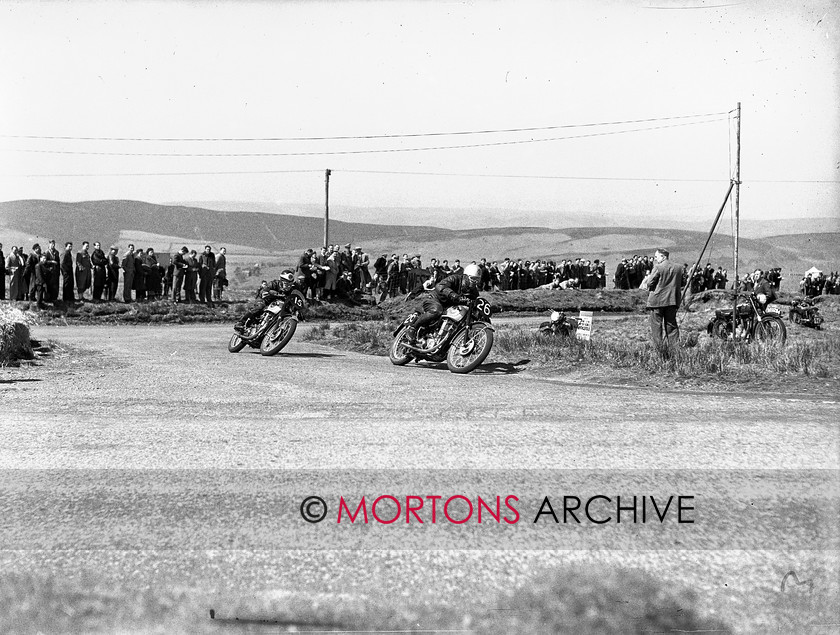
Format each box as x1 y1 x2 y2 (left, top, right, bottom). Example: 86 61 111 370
302 305 840 392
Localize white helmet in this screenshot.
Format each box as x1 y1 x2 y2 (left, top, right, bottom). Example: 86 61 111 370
463 263 482 285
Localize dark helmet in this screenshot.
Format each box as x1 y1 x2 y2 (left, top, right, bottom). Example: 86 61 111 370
278 270 295 291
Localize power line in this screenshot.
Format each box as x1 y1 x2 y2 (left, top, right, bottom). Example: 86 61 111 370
0 117 728 157
342 170 729 182
0 111 730 143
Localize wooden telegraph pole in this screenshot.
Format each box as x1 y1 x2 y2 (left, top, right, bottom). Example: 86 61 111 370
324 169 331 248
732 103 741 334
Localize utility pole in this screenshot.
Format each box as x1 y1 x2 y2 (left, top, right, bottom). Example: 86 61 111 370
324 169 331 248
732 103 741 334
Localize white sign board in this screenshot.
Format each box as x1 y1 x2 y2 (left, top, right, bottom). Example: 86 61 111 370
576 311 593 341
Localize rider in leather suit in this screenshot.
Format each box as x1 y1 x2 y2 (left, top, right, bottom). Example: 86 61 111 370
234 270 296 334
406 263 482 344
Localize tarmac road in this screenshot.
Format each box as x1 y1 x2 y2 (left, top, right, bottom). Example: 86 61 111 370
1 323 838 632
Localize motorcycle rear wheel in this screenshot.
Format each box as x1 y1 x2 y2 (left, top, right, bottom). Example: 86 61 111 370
753 315 787 345
260 317 297 356
446 325 493 374
389 327 414 366
228 332 247 353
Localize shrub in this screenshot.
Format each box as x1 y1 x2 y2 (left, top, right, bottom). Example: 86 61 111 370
0 306 35 366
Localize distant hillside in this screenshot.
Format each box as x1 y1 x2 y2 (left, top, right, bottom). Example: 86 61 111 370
0 200 451 253
1 200 837 278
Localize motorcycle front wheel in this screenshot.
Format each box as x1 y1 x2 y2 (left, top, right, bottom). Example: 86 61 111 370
753 315 787 345
260 317 297 356
389 327 414 366
446 325 494 374
228 332 247 353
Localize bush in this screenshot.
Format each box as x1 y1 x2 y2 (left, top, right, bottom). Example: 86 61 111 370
0 306 34 366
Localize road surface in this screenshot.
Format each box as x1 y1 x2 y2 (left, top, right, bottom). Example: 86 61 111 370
1 323 838 632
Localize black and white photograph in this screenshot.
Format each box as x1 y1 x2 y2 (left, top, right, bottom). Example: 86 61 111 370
1 1 838 632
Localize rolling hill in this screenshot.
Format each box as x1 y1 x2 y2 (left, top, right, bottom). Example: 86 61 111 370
1 200 837 279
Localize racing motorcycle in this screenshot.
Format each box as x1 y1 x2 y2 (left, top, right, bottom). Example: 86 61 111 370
228 289 306 356
706 292 787 344
788 297 823 330
390 296 495 374
538 310 578 337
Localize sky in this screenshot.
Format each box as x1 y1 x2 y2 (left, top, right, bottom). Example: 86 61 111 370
0 0 838 228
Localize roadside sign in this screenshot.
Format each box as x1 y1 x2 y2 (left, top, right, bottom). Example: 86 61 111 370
576 310 593 341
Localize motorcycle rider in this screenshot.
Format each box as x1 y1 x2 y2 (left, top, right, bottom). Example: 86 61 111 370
405 263 482 345
234 270 296 335
751 269 776 309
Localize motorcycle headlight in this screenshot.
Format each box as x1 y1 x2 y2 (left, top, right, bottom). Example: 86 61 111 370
550 311 561 322
757 293 767 304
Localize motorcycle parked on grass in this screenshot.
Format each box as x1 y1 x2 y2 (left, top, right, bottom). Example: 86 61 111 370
788 297 823 330
706 292 787 344
228 289 306 356
538 310 578 337
390 296 495 374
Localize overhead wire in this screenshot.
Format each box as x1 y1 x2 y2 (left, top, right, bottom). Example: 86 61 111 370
1 117 728 157
0 111 730 142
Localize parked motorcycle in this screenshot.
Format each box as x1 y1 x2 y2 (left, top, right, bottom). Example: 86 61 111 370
228 289 306 356
390 296 495 374
788 297 823 330
706 292 787 344
538 310 578 337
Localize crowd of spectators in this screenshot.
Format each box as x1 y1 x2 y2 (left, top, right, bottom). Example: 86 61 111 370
4 237 838 308
800 271 839 297
1 240 228 308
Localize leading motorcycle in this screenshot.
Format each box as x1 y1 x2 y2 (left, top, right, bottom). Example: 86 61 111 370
228 289 306 356
390 296 495 374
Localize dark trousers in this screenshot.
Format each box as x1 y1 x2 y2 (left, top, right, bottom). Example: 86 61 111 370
62 274 74 302
92 267 106 300
414 295 444 332
123 272 134 302
199 273 213 304
172 272 185 301
649 305 679 349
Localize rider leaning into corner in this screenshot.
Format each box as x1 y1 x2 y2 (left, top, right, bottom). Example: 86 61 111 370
405 263 483 344
234 270 296 334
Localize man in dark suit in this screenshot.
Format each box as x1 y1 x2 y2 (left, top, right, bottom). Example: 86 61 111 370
106 246 120 301
90 241 108 301
645 248 684 351
122 244 135 303
26 244 43 301
45 239 60 302
198 245 216 307
61 242 75 302
75 241 92 301
171 247 189 303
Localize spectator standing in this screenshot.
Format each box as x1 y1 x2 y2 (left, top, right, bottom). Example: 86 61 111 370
6 246 24 300
75 241 92 301
60 242 75 302
121 244 135 303
26 244 43 301
198 245 216 307
185 249 199 303
34 253 50 309
213 247 227 301
45 239 60 302
106 246 120 301
644 248 684 352
133 247 148 300
171 247 188 303
90 241 107 301
146 248 161 300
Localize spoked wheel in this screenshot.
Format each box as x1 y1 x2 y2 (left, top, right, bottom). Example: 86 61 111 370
753 315 787 345
710 318 732 341
228 332 247 353
389 327 414 366
446 325 494 374
260 317 297 356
